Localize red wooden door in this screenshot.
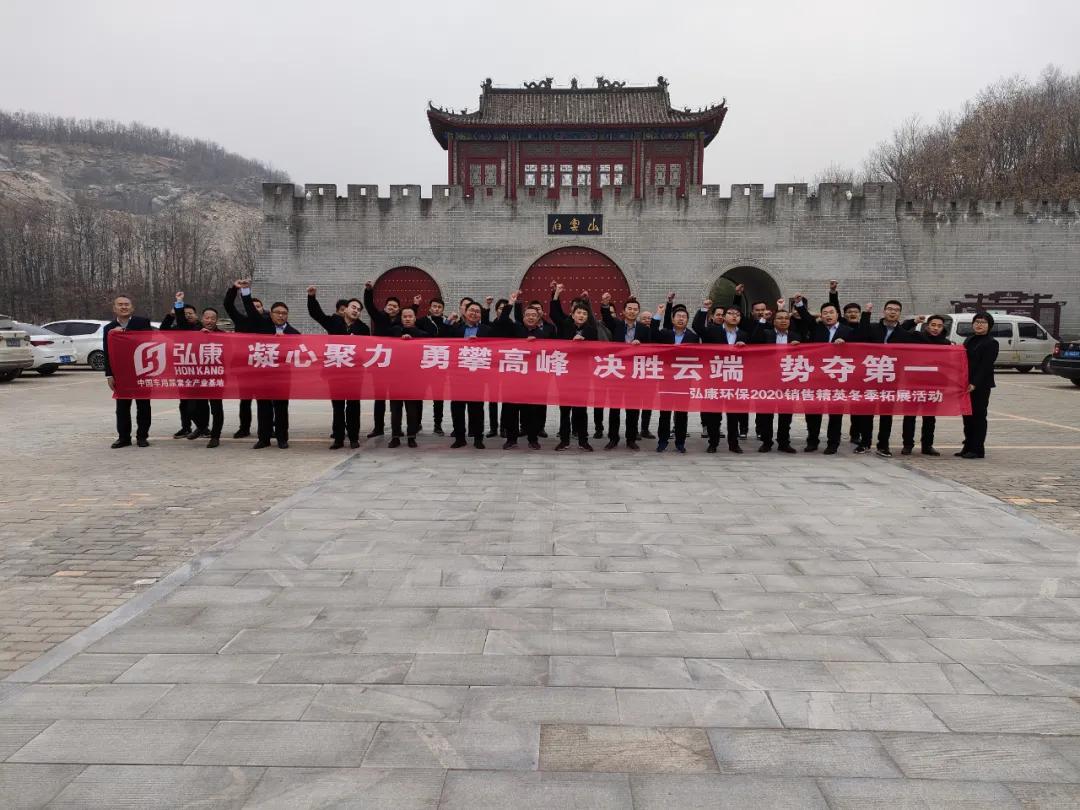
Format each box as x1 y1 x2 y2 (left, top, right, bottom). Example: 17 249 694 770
372 267 442 316
519 248 631 318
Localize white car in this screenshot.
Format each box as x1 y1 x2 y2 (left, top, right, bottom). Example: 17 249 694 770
39 319 111 370
12 322 78 375
936 313 1059 373
0 314 33 382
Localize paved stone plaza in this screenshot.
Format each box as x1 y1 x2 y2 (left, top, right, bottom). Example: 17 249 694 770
1 369 1079 807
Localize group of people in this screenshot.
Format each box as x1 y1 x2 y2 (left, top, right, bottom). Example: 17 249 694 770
102 279 999 460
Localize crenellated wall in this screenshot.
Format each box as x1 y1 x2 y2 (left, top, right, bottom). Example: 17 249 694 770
257 182 1080 337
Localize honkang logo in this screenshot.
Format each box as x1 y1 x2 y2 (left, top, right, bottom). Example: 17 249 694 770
134 342 168 377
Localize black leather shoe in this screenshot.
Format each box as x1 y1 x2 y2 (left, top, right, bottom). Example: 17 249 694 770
253 440 271 449
366 429 384 439
407 437 418 448
388 437 401 448
706 445 717 453
626 440 639 451
186 429 205 440
901 446 913 456
502 440 517 450
277 441 289 449
824 446 838 455
758 444 772 453
554 442 570 451
729 445 744 454
954 450 966 457
451 439 467 448
778 445 797 454
804 443 819 453
539 430 549 438
111 439 131 449
350 439 360 449
207 438 220 448
136 438 149 447
593 429 604 439
604 439 619 450
960 451 981 459
433 427 445 436
675 444 686 453
640 430 656 440
528 441 542 450
474 439 485 449
486 429 498 438
173 429 190 439
922 447 941 456
580 442 594 451
329 440 345 450
875 447 893 458
232 429 250 439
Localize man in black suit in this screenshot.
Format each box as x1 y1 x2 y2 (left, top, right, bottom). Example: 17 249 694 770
650 303 700 453
853 299 917 458
158 291 201 438
444 301 494 448
696 304 750 453
599 292 650 450
550 283 598 451
751 303 799 454
797 300 855 455
224 279 269 438
363 282 402 438
418 296 449 436
308 286 369 449
497 293 550 449
244 292 299 449
103 294 154 448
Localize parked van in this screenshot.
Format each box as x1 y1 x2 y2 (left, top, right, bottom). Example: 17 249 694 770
926 313 1059 373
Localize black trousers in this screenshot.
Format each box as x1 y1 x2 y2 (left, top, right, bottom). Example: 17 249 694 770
432 400 444 429
391 400 422 437
727 413 747 447
607 408 640 442
962 387 991 455
488 402 499 432
703 412 723 448
876 415 894 449
805 414 843 449
177 400 191 431
238 399 252 432
902 415 937 449
593 407 605 432
451 401 484 439
658 410 688 445
640 410 652 431
116 398 151 441
508 403 544 442
757 413 792 448
560 406 589 445
373 399 386 432
851 415 874 448
190 400 224 439
331 400 360 442
257 400 289 444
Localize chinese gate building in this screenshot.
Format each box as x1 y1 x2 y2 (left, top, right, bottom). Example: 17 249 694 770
257 77 1080 337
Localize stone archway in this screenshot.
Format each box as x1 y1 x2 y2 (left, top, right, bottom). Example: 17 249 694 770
372 266 443 314
708 265 782 310
519 247 630 316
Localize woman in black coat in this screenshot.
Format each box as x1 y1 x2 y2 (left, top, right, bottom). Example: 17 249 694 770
958 311 999 459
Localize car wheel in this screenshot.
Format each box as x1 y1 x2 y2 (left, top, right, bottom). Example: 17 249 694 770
1016 365 1033 373
1073 379 1080 388
36 365 59 375
0 369 21 382
88 351 106 371
1041 356 1052 374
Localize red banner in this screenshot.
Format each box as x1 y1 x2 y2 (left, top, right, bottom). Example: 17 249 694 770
108 331 971 415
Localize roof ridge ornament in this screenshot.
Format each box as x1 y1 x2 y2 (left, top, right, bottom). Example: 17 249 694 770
523 77 554 90
481 78 492 91
657 75 669 89
595 76 627 89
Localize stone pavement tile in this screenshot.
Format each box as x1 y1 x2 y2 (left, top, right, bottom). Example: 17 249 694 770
141 684 320 720
784 611 922 637
259 653 413 684
39 653 141 683
1006 782 1080 809
669 609 798 634
824 662 983 694
768 691 948 732
315 607 438 629
967 663 1080 697
270 587 390 608
628 774 828 810
603 589 722 610
234 570 351 588
540 724 716 773
611 631 745 658
384 586 604 609
911 615 1061 640
220 628 363 654
927 638 1026 664
997 639 1080 665
920 694 1080 734
302 685 468 722
352 627 487 654
791 559 878 576
756 574 870 594
117 654 279 684
186 720 376 767
178 605 322 630
740 632 884 662
552 608 672 631
1049 736 1080 769
243 767 446 810
484 630 614 656
46 765 263 809
817 777 1020 809
160 586 280 608
361 721 539 770
706 729 901 778
462 687 619 724
616 688 781 728
686 659 841 691
879 732 1080 782
549 655 693 688
0 721 51 759
828 594 952 615
405 654 549 686
7 719 215 765
0 684 173 719
716 593 835 612
0 763 86 809
440 770 630 810
868 637 956 663
432 608 553 630
84 626 240 654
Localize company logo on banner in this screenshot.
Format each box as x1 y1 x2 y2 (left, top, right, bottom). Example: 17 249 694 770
133 342 167 377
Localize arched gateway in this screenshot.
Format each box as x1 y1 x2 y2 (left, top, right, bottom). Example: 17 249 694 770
519 248 630 314
708 265 782 311
372 267 442 313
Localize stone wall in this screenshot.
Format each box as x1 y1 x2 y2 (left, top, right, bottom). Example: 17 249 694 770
256 182 1080 337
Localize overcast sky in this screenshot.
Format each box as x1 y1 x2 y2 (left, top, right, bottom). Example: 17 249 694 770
3 0 1079 195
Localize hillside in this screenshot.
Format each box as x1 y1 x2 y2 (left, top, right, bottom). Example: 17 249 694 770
0 111 287 322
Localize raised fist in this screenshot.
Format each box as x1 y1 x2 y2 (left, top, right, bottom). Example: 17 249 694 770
655 303 666 315
734 283 745 295
667 291 677 301
413 294 423 305
175 291 185 301
777 298 787 310
601 292 612 305
509 290 519 303
915 314 926 324
865 302 873 313
364 281 373 290
764 309 774 320
306 285 317 296
829 280 838 291
702 298 713 309
484 295 494 306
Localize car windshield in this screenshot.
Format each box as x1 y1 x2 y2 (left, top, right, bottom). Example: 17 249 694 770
14 322 60 336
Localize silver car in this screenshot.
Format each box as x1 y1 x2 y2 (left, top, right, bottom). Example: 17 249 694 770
12 322 78 375
0 314 33 382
